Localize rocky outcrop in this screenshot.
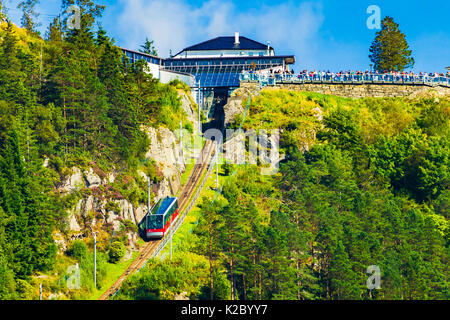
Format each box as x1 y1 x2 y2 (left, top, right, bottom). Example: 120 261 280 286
58 90 198 250
60 167 84 193
61 163 181 245
179 90 200 133
144 127 184 183
224 85 261 127
83 168 102 187
224 96 245 127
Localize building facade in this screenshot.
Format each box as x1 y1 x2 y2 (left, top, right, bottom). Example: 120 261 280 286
122 33 295 121
164 32 295 89
122 33 295 90
121 47 196 87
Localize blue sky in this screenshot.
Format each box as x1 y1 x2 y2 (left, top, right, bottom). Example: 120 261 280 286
3 0 450 72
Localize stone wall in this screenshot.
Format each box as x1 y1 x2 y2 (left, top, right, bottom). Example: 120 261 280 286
240 81 450 99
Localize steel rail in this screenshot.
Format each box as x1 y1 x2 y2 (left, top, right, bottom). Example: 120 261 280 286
98 140 216 300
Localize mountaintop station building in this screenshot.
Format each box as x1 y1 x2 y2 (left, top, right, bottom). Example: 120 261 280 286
165 32 295 89
122 33 295 119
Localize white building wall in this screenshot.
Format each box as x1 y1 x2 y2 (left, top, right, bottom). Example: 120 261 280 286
174 49 274 59
159 70 195 87
143 62 194 87
146 62 160 79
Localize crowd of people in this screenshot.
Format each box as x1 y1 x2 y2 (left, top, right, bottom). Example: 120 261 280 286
296 70 450 79
243 68 450 83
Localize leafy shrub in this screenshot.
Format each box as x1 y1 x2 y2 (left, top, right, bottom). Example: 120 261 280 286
48 155 64 173
105 201 120 213
184 122 193 133
66 240 88 261
143 159 164 183
124 219 138 233
108 241 126 264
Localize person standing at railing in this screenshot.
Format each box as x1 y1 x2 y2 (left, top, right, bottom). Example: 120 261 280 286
240 70 449 86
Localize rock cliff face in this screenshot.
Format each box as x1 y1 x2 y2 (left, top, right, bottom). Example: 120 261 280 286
223 85 261 127
58 91 198 251
178 90 200 133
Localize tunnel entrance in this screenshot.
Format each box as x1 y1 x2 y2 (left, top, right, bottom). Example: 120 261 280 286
201 87 229 135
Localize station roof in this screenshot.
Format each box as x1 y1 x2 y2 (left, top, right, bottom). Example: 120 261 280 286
165 55 295 65
177 36 273 54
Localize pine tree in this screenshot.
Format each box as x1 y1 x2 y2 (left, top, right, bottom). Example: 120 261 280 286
45 17 63 42
61 0 105 32
0 1 6 21
140 38 158 56
369 16 414 72
195 197 224 300
328 241 360 299
18 0 40 33
216 182 250 300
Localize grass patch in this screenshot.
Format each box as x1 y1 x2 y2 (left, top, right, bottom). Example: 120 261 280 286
157 163 226 259
88 250 140 300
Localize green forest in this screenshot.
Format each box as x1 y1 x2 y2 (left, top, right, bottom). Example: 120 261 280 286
0 3 191 299
0 1 448 301
116 91 449 300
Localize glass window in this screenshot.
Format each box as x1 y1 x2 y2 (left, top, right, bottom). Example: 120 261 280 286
147 215 163 229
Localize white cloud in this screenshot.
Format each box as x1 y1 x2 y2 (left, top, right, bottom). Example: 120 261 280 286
112 0 325 66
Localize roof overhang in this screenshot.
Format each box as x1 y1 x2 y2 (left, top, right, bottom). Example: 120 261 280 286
120 47 162 61
165 55 295 64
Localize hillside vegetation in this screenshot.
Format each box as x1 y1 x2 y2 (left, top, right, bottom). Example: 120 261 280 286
0 15 448 300
118 89 449 300
0 21 192 299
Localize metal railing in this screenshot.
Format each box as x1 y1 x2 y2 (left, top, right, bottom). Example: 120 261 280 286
239 72 450 87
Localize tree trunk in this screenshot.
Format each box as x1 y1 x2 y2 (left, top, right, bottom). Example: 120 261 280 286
209 231 214 300
297 258 301 300
253 254 257 299
230 242 236 300
243 273 247 300
63 94 67 159
258 272 262 300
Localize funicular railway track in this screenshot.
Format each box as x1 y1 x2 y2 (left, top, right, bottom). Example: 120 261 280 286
98 140 215 300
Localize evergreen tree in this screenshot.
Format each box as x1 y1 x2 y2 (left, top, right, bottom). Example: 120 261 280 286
195 197 224 300
328 241 360 299
0 130 57 278
140 37 158 56
217 182 245 300
369 16 414 72
61 0 105 32
45 17 63 42
18 0 40 33
0 1 6 21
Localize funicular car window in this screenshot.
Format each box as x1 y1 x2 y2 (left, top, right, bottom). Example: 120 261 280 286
148 215 163 229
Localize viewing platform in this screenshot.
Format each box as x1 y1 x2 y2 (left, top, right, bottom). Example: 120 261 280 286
240 72 450 88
